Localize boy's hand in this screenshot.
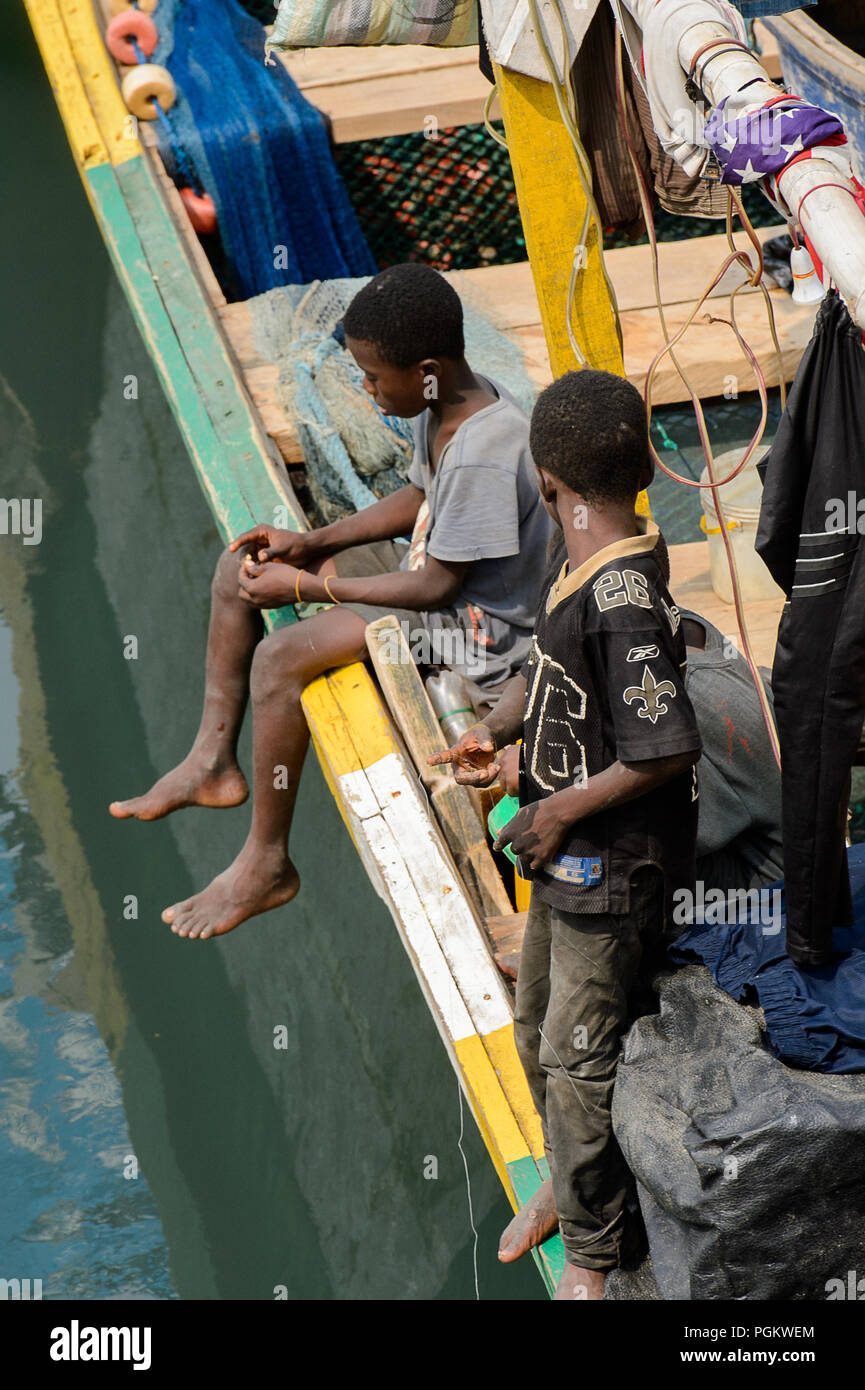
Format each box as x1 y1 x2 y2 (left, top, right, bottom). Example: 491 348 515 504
498 743 520 797
230 523 312 565
238 559 298 609
494 799 570 871
428 723 499 787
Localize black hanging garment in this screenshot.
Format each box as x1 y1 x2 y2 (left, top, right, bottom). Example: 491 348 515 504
756 291 865 966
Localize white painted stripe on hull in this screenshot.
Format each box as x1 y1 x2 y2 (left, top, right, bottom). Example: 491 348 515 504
338 753 513 1040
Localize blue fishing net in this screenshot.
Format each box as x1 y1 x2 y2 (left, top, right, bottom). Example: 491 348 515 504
152 0 376 299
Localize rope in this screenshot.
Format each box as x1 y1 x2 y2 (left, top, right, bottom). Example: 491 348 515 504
613 26 781 771
456 1079 480 1300
128 36 201 193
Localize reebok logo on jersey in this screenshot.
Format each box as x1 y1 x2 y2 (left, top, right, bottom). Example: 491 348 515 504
625 644 659 662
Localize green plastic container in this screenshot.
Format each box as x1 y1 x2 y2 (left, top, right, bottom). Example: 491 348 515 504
487 795 520 867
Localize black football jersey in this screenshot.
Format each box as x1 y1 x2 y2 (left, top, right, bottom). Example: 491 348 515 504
519 521 702 917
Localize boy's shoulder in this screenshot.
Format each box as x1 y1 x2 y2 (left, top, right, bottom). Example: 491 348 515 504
431 376 530 460
545 526 678 635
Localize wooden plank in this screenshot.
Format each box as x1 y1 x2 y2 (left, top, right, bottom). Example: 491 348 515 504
486 911 528 981
278 43 497 141
606 224 788 313
219 227 812 475
451 241 813 403
446 226 787 324
493 63 623 379
365 617 513 919
283 43 481 88
668 539 784 671
622 290 817 407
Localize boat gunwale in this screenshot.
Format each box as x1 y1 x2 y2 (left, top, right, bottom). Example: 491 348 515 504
763 11 865 85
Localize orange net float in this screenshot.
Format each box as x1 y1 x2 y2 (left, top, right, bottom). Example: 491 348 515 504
179 188 217 235
110 0 157 11
106 10 158 64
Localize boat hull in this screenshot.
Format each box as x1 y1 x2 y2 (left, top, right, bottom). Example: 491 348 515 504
764 13 865 181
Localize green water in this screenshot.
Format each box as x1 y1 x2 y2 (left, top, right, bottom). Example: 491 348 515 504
0 3 543 1301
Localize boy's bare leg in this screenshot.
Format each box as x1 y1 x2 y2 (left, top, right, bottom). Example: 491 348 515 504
109 547 260 820
498 1177 558 1262
554 1266 606 1301
162 604 369 940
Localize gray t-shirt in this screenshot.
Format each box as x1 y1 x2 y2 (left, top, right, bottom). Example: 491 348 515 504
404 375 552 686
683 611 784 891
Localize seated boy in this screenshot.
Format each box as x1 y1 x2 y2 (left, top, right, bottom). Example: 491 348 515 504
109 263 551 940
431 369 701 1300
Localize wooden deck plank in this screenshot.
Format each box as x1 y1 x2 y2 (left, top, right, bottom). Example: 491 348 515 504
447 225 788 323
279 43 497 142
220 230 813 467
281 43 481 87
668 539 784 671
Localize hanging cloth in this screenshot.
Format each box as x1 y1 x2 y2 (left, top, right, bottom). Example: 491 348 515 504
756 291 865 966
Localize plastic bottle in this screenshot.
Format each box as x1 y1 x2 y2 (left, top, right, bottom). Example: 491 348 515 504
426 671 476 747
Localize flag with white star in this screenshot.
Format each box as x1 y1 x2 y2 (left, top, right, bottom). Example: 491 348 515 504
703 96 845 185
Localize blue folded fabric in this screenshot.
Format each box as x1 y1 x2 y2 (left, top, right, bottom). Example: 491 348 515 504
738 0 811 15
670 844 865 1073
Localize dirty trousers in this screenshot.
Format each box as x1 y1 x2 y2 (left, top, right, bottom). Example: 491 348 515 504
514 867 666 1270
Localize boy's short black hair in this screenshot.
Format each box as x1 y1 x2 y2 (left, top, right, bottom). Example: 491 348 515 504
530 369 650 506
342 263 465 368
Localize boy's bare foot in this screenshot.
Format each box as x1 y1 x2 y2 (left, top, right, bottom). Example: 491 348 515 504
109 754 248 821
161 846 300 940
554 1264 607 1301
498 1177 558 1262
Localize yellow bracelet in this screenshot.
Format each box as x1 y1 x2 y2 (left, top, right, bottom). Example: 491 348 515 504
323 575 340 605
295 568 306 604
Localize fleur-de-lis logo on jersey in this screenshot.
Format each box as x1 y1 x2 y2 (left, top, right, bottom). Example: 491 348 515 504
623 665 677 724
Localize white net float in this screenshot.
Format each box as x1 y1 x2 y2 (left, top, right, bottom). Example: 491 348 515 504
106 10 158 64
121 64 176 120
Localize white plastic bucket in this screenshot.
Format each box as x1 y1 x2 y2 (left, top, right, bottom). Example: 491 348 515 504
699 447 784 604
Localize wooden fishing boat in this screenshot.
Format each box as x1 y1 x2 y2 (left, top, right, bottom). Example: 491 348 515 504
762 6 865 181
27 0 830 1297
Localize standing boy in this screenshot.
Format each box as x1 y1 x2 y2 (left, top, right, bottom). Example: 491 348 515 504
431 370 701 1300
109 263 550 939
